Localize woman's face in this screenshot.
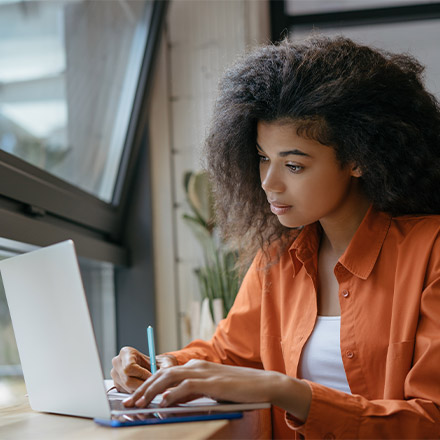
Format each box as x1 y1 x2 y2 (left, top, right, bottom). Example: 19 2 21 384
257 120 364 229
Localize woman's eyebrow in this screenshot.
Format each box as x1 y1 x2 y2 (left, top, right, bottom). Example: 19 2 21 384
256 142 311 158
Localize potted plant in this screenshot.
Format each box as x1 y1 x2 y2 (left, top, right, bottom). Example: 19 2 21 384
183 170 240 338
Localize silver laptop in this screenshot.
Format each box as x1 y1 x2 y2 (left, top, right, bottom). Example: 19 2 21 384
0 240 124 419
0 240 270 422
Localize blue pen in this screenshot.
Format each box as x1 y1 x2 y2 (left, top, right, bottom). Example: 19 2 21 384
147 325 157 374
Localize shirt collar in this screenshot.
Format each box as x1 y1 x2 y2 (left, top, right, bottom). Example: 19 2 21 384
289 205 391 280
339 205 391 279
289 223 321 275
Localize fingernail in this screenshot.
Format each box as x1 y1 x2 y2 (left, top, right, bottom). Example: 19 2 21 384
122 397 132 404
135 396 147 407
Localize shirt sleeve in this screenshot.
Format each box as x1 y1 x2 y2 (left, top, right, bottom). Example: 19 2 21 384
165 252 265 369
286 237 440 439
286 382 440 439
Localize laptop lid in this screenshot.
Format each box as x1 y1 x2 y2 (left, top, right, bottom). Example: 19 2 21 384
0 240 112 419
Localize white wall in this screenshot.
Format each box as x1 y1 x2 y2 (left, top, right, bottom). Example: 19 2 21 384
149 0 270 352
291 21 440 99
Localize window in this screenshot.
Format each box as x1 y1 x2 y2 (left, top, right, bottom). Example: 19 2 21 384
0 0 167 404
0 0 167 264
0 0 152 202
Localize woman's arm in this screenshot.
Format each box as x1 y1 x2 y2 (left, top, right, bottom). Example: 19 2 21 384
111 252 266 391
122 359 312 423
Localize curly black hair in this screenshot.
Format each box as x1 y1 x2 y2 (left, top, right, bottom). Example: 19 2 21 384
204 35 440 264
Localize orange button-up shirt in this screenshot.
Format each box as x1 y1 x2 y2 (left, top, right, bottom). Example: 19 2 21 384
168 207 440 439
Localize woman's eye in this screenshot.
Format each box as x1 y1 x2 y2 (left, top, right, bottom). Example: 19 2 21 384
287 164 303 173
258 155 268 163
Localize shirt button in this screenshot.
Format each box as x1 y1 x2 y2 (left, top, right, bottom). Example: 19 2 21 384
346 350 354 359
336 265 345 273
323 433 336 440
342 289 350 298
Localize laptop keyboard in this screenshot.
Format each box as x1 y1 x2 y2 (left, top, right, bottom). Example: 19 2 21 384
109 399 127 411
109 398 160 411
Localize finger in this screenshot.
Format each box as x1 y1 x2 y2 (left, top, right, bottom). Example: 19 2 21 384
120 347 150 369
127 364 210 408
123 366 178 407
110 369 125 393
111 358 151 393
159 378 215 407
122 372 156 407
157 354 178 369
123 362 151 381
123 377 148 394
124 374 163 407
160 387 204 407
110 367 132 394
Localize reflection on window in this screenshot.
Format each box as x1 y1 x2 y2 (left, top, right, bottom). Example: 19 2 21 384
0 238 116 405
0 0 152 202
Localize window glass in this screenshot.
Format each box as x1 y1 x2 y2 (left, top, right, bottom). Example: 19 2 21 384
0 0 152 202
0 238 115 405
290 19 440 98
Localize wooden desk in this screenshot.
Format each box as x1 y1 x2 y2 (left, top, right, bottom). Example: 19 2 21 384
0 397 271 439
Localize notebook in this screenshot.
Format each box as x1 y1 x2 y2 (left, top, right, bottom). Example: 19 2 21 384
0 240 270 421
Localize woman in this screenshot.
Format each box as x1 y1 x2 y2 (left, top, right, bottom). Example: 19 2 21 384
111 36 440 438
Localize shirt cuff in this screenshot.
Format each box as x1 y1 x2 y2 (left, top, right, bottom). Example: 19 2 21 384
285 380 361 439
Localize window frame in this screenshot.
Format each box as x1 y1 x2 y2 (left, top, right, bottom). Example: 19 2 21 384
0 0 168 266
270 1 440 40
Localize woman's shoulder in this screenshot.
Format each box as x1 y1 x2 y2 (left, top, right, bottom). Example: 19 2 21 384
391 213 440 233
387 213 440 253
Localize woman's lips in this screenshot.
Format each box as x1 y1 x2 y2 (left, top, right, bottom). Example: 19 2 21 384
269 202 292 215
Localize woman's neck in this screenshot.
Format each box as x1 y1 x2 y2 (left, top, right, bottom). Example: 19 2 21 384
319 197 371 258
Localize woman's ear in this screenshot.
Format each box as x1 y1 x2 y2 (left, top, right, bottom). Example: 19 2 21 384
350 164 362 178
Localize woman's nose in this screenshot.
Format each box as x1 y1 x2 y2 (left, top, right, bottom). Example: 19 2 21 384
261 166 284 193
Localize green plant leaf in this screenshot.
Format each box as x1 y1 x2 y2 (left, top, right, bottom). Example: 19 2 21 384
183 171 193 195
187 171 214 227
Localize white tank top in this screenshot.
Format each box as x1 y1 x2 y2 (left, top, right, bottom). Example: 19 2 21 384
298 316 351 394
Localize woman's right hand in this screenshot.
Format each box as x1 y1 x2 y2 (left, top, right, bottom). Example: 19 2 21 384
111 346 178 393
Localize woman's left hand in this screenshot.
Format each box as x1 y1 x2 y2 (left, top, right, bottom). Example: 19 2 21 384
122 359 312 422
